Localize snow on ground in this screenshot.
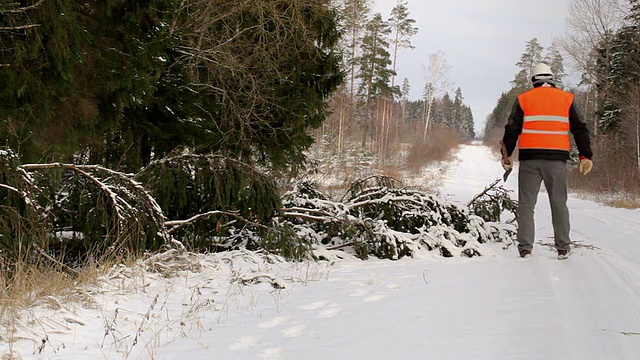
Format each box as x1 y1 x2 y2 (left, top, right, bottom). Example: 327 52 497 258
3 143 640 360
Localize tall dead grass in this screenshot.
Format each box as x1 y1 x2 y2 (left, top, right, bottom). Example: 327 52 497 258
568 135 640 208
0 251 131 344
406 124 460 173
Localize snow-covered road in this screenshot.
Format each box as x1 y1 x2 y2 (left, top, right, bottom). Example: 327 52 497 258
442 144 640 359
3 144 640 360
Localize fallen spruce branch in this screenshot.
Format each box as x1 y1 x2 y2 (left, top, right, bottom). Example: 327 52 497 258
165 210 269 234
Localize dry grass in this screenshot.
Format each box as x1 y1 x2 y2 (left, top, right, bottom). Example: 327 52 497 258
0 252 135 343
405 125 459 174
607 197 640 209
305 124 461 197
569 135 640 209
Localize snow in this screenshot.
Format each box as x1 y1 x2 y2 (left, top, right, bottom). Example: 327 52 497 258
4 143 640 359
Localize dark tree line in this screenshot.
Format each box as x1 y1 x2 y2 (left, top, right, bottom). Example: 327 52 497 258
0 0 343 173
401 88 475 143
0 0 344 258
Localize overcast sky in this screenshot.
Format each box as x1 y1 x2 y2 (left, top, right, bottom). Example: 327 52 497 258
372 0 573 135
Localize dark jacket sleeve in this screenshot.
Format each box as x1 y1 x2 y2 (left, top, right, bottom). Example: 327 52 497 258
569 103 593 159
502 100 523 158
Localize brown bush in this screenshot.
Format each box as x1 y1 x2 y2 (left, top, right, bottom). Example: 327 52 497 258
405 125 460 173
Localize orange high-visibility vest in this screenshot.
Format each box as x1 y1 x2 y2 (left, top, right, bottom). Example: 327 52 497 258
517 87 573 151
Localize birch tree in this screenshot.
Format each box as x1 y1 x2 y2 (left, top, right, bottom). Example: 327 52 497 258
421 51 451 140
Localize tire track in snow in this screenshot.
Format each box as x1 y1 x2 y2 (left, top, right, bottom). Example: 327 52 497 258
592 251 640 321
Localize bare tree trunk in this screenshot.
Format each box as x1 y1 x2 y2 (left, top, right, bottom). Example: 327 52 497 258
423 94 434 142
338 94 345 153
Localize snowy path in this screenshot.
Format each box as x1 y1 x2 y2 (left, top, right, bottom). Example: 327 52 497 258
441 144 640 359
4 144 640 360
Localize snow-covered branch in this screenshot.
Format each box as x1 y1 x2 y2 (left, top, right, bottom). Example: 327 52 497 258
165 210 268 234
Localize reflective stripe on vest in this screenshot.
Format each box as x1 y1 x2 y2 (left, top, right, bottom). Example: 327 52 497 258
517 87 572 151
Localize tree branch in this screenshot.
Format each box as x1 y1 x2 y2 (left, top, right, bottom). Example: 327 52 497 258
0 24 41 30
165 210 268 234
0 0 45 13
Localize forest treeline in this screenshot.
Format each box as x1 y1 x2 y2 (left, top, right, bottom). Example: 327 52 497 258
321 0 475 165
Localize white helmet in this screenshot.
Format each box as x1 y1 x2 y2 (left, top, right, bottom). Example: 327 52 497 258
531 63 554 86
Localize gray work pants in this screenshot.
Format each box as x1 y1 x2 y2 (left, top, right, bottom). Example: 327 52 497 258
517 159 571 252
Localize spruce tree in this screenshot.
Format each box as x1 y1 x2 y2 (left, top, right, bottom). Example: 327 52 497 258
172 0 344 173
598 1 640 136
0 1 88 163
545 43 566 89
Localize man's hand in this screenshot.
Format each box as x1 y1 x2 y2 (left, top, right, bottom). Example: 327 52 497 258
579 157 593 175
502 158 513 171
499 140 512 171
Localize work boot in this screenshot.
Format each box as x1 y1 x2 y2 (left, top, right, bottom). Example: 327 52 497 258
557 248 571 260
519 248 531 258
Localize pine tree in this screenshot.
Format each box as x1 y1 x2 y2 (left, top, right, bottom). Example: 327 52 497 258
453 87 464 132
340 0 372 118
401 78 411 123
511 38 544 91
460 105 476 141
388 0 418 91
356 12 394 146
483 89 519 140
452 87 474 141
439 92 455 129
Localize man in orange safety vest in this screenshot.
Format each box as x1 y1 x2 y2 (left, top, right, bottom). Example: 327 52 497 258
501 63 593 260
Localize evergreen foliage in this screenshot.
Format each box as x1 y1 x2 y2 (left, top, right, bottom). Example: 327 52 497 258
467 179 518 223
1 0 343 175
173 0 344 174
0 148 50 261
0 0 345 263
281 176 516 260
24 163 168 257
511 38 544 91
356 13 395 100
339 0 372 98
0 0 88 163
484 38 567 138
136 153 281 249
388 0 418 89
395 91 475 139
597 3 640 134
483 89 519 136
0 149 168 262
